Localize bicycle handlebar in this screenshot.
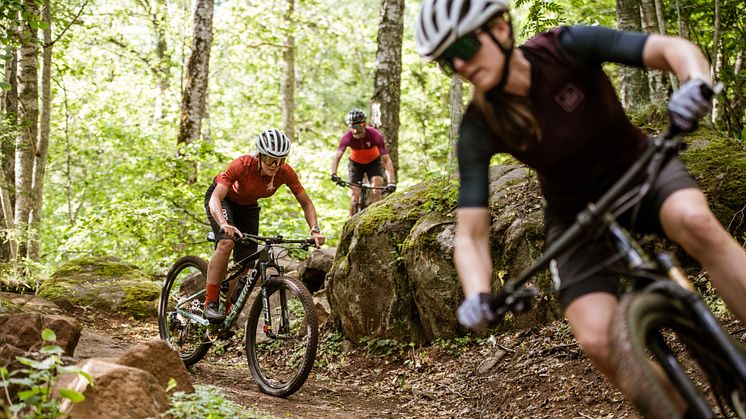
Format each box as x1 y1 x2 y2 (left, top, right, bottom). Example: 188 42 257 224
333 179 388 190
207 231 316 249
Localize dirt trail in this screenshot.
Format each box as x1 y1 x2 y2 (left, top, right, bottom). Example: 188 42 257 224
71 308 649 418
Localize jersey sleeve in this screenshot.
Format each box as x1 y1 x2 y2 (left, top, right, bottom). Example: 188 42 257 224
457 108 496 208
215 157 244 188
337 133 351 152
282 166 305 196
558 25 648 67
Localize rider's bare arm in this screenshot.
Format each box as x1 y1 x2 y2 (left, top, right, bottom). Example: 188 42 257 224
454 208 493 297
295 191 326 247
642 34 711 83
381 154 396 184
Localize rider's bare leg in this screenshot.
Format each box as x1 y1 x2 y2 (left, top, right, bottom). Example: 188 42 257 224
660 188 746 322
207 239 233 287
370 175 384 202
349 186 361 217
564 292 685 412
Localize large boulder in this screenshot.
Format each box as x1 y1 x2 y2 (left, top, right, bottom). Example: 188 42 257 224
328 130 746 344
0 292 63 315
56 359 169 419
0 312 81 356
37 257 161 319
116 339 194 393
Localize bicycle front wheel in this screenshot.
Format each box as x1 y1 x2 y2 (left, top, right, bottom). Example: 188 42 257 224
245 276 318 397
158 255 212 366
610 292 746 419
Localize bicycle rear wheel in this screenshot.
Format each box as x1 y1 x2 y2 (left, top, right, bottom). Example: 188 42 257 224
610 292 746 419
158 255 212 365
245 276 318 397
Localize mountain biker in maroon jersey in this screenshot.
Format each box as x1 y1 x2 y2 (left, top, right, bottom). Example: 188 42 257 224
331 108 397 217
204 129 325 322
415 0 746 414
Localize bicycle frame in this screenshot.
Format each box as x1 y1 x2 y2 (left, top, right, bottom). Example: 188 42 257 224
173 234 312 332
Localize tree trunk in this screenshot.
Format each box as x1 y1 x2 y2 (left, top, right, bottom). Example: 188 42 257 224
673 0 689 38
615 0 649 110
1 46 18 262
177 0 214 147
28 0 52 261
281 0 295 142
711 0 722 123
151 0 170 119
14 0 40 262
370 0 404 182
448 74 463 176
639 0 669 107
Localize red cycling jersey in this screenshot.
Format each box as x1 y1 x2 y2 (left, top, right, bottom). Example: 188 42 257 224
214 155 304 206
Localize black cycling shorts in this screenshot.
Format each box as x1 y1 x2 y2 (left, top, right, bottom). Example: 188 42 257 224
205 181 260 262
349 156 385 184
545 156 699 309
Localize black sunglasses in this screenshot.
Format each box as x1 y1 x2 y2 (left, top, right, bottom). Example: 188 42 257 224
436 32 482 75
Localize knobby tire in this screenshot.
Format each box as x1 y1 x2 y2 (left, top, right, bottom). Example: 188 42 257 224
610 292 746 419
245 276 318 397
158 255 212 366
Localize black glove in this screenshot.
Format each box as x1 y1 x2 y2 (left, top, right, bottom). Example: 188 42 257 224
386 183 396 193
331 173 341 183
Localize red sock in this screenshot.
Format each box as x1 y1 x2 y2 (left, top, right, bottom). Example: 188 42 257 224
206 284 219 303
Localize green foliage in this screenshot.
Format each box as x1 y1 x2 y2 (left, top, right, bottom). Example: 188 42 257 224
359 336 410 356
314 329 345 368
166 385 271 419
0 329 91 418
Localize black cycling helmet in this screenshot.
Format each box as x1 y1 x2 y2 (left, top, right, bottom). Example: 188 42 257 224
345 108 367 125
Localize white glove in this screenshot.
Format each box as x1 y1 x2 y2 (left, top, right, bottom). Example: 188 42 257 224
457 293 497 332
668 78 713 132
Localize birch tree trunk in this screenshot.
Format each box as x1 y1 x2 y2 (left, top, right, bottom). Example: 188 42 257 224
673 0 689 38
14 0 40 262
177 0 214 146
448 74 463 176
29 0 52 261
616 0 649 111
640 0 669 107
370 0 404 182
281 0 296 142
1 45 18 262
711 0 723 123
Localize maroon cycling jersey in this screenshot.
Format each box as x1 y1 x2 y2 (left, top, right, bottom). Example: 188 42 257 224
458 26 650 214
337 127 389 164
214 155 304 206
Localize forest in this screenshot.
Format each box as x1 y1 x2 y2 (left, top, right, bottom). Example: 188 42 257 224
0 0 744 292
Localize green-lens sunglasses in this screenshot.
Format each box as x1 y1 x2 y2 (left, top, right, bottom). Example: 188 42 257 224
436 32 482 75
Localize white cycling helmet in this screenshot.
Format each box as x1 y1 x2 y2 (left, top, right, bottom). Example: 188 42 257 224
255 129 291 158
415 0 510 61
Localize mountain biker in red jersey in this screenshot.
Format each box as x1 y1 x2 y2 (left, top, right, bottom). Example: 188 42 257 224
331 108 397 216
415 0 746 413
204 129 325 321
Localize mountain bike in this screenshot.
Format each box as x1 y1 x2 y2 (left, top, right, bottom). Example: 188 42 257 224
334 178 388 214
158 233 319 397
486 126 746 418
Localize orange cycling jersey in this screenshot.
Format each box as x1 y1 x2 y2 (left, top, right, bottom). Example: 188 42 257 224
214 155 304 206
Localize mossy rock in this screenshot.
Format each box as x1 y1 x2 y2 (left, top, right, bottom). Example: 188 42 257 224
38 256 160 319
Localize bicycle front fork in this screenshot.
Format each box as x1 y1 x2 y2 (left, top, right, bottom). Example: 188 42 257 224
261 286 290 338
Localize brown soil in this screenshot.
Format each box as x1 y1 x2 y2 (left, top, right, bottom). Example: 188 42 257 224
70 307 663 419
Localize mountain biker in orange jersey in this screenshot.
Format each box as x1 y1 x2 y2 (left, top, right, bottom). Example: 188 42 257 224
331 108 397 217
415 0 746 412
204 129 325 322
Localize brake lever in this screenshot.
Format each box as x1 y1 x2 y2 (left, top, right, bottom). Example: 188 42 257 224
488 285 539 325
